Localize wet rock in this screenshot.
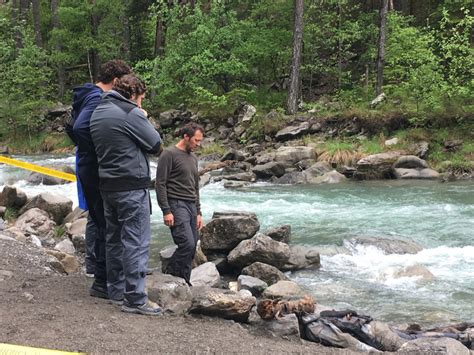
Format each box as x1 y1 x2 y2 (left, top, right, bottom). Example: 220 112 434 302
227 234 290 270
304 161 332 177
19 193 73 224
26 166 74 185
241 262 288 286
223 181 251 189
393 168 440 180
306 170 347 184
393 155 429 169
252 162 286 179
237 275 268 297
200 172 211 188
275 122 310 142
189 287 256 322
146 273 193 314
54 238 75 255
280 245 320 271
213 172 256 183
394 264 435 281
200 212 260 252
347 236 423 255
264 225 291 243
66 218 87 237
190 262 220 288
0 185 27 209
399 337 469 354
15 208 56 237
274 171 307 184
354 152 402 180
262 281 305 299
274 146 316 166
221 149 246 162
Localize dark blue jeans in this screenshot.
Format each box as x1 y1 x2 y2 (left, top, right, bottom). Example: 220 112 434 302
166 199 199 285
101 189 151 305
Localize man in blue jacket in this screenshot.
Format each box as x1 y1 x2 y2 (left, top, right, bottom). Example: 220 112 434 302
66 60 131 298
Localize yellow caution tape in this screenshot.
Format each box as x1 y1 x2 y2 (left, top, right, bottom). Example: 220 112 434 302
0 343 85 354
0 156 76 183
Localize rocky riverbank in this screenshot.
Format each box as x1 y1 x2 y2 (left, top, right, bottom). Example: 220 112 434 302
1 185 472 353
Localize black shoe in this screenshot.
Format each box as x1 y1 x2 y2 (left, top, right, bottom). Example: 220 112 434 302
89 282 108 299
121 300 162 316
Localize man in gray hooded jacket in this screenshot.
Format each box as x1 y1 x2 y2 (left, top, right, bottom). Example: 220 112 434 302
90 75 162 316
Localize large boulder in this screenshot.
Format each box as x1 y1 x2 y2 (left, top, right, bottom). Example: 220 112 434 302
354 152 402 180
236 104 257 124
399 337 470 354
304 161 332 178
241 262 289 286
66 217 87 237
54 238 75 255
227 234 291 269
393 168 440 180
346 237 423 255
237 275 268 297
305 170 347 184
200 212 260 252
261 280 305 299
189 287 256 322
14 208 56 237
190 262 220 288
393 155 429 169
393 264 435 281
369 321 405 351
261 313 301 341
159 109 181 129
19 193 72 224
26 166 74 186
264 225 291 243
0 185 28 209
280 245 321 271
146 273 193 314
252 162 286 179
160 243 208 273
274 146 316 166
274 171 307 184
63 207 88 224
275 122 310 142
221 149 246 162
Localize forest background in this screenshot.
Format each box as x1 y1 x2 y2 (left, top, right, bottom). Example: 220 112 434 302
0 0 472 170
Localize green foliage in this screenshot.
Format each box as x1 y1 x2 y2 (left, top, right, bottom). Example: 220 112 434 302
199 142 225 156
52 225 66 239
3 207 18 222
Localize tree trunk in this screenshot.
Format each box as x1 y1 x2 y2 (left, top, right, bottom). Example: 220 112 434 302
122 15 131 61
286 0 304 115
51 0 66 97
32 0 43 48
12 0 22 50
90 0 100 81
154 14 165 57
375 0 388 96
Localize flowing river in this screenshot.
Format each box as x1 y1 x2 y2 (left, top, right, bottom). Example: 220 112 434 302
1 155 473 326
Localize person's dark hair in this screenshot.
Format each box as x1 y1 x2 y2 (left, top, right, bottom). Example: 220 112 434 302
180 122 204 138
113 74 146 100
97 59 131 84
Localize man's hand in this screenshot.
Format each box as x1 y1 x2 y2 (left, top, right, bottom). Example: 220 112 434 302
164 213 174 227
197 215 203 230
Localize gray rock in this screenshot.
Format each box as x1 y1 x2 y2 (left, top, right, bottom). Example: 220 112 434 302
200 173 211 188
192 241 208 268
159 109 181 128
274 171 307 184
28 235 42 248
0 216 5 230
146 273 193 314
274 146 316 166
304 161 332 177
0 146 9 154
263 313 301 341
214 172 256 182
241 262 289 286
212 211 257 219
4 227 27 242
66 218 87 237
411 141 429 159
346 236 423 255
71 235 86 253
227 234 291 269
189 287 256 322
238 104 256 124
275 122 310 142
393 264 435 281
237 275 268 297
0 185 27 209
384 137 399 146
54 238 75 255
14 208 56 237
399 337 470 354
252 162 286 179
200 213 260 252
221 149 246 162
26 165 74 186
160 244 207 274
223 181 251 189
393 168 440 180
19 193 72 224
393 155 429 169
262 280 305 299
305 170 347 184
370 92 386 108
281 245 321 271
44 249 80 274
354 152 403 180
369 321 404 351
190 262 220 288
63 207 88 224
264 225 291 243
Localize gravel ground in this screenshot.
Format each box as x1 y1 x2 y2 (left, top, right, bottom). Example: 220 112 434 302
0 237 358 354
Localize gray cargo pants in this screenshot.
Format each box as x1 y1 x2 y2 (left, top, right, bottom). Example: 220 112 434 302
84 215 97 274
166 199 199 285
101 188 151 305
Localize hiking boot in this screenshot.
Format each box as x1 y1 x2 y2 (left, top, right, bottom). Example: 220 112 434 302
121 300 162 316
109 298 123 306
89 282 108 299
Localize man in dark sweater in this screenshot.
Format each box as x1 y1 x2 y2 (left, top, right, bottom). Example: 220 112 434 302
155 123 204 286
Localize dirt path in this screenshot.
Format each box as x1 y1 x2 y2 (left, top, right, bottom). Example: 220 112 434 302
0 237 356 354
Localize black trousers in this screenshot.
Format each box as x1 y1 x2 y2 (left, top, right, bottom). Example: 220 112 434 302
166 199 199 285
